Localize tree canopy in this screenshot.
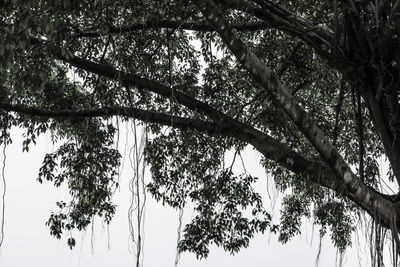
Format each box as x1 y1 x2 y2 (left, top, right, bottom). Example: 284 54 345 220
1 0 400 265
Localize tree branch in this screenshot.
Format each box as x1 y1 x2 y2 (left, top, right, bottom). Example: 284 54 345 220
192 0 400 227
58 54 227 123
220 0 353 69
77 20 273 38
0 103 224 134
1 101 396 225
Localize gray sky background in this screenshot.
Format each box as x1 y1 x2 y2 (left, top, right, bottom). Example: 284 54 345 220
0 126 384 267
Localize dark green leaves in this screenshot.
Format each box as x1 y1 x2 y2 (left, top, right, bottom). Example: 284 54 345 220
38 119 120 248
146 130 272 257
279 195 310 244
314 201 355 252
179 170 272 258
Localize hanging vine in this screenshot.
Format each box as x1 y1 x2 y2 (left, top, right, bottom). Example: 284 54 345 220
128 120 148 267
0 111 9 247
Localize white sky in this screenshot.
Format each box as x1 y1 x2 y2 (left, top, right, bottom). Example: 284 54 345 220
0 125 386 267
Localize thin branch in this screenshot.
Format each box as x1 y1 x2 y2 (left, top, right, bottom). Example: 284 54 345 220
334 0 340 45
223 0 353 68
333 79 346 146
277 42 303 76
351 85 365 182
77 20 273 38
224 0 334 47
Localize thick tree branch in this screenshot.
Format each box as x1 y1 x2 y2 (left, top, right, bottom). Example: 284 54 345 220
0 102 395 223
0 103 225 134
58 54 227 123
192 0 400 226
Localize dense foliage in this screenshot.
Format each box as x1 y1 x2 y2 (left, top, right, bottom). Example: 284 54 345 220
1 0 400 265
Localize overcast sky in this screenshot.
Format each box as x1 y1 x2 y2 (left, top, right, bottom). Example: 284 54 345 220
0 126 385 267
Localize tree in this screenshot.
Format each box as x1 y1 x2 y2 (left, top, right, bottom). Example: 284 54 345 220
1 0 400 265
